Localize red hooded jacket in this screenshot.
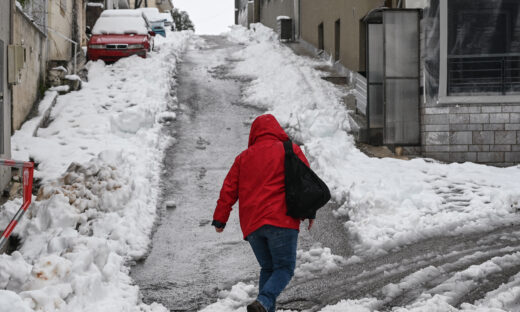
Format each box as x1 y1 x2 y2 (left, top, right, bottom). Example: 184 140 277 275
213 114 310 239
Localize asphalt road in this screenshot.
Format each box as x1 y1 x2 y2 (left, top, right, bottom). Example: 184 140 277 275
131 35 266 311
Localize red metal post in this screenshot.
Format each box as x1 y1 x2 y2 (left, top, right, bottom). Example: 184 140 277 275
0 160 34 252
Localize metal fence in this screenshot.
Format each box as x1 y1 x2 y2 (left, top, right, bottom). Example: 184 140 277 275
448 53 520 95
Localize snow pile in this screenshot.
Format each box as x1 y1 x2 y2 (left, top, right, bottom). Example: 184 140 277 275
0 290 32 312
199 283 257 312
294 245 346 280
0 252 32 290
225 24 520 256
1 30 191 311
319 298 379 312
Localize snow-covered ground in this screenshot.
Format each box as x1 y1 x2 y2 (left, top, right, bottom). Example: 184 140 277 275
198 24 520 312
0 31 190 311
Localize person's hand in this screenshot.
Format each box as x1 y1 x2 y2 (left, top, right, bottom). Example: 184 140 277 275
215 227 224 233
308 219 314 230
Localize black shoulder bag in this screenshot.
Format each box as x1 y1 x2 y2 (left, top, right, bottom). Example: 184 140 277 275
283 140 331 219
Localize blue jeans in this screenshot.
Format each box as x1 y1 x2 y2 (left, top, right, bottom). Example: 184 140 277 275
247 225 298 312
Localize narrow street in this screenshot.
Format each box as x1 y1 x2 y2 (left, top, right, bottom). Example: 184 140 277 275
3 1 520 311
132 34 520 312
131 36 265 311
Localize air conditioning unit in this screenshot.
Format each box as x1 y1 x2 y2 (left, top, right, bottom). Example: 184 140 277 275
277 16 293 42
8 45 26 85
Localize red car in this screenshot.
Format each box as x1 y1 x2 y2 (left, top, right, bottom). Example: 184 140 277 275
87 10 155 62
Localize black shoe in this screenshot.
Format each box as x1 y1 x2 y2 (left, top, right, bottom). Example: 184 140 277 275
247 300 267 312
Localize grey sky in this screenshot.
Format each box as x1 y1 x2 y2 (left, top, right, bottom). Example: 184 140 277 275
172 0 235 34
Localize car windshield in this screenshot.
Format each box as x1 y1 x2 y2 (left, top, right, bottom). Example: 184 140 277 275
92 16 148 35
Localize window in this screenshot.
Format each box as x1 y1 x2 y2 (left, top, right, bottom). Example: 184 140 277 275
318 22 324 50
447 0 520 95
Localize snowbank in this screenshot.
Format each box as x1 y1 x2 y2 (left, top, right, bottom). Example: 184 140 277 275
225 23 520 256
294 245 346 280
1 30 191 311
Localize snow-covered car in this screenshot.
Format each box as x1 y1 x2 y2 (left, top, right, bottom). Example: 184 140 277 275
87 9 156 62
160 12 174 27
139 8 167 37
150 21 166 37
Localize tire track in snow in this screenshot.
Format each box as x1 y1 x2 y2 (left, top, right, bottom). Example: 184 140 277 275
278 224 520 311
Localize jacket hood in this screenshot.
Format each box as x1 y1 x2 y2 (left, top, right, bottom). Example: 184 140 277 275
248 114 289 147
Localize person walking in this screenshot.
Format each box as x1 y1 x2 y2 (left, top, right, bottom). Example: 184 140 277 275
212 114 314 312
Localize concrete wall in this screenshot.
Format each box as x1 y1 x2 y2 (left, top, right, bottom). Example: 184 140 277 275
12 7 47 131
422 104 520 166
47 0 74 61
300 0 383 73
0 0 12 191
259 0 295 33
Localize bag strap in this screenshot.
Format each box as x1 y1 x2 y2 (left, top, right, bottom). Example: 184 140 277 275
283 140 294 155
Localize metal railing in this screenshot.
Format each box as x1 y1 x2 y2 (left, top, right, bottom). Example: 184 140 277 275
447 53 520 95
0 160 34 252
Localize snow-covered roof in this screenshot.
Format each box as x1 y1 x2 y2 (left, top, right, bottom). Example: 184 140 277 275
100 9 142 17
92 15 148 35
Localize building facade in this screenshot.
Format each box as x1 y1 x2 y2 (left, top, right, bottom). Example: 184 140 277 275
300 0 384 73
236 0 520 166
0 0 13 191
236 0 391 73
420 0 520 165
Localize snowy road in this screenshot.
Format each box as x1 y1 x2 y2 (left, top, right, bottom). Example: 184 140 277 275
131 36 265 311
132 32 520 312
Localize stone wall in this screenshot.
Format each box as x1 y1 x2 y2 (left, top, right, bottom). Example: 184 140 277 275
12 6 47 131
47 0 74 61
422 104 520 166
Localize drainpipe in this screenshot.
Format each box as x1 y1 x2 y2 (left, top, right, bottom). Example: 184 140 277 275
46 27 78 75
9 0 15 45
9 0 15 136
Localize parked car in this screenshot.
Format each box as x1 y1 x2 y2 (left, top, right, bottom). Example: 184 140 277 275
160 12 176 31
150 20 166 37
87 10 155 62
161 12 174 27
139 8 167 37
